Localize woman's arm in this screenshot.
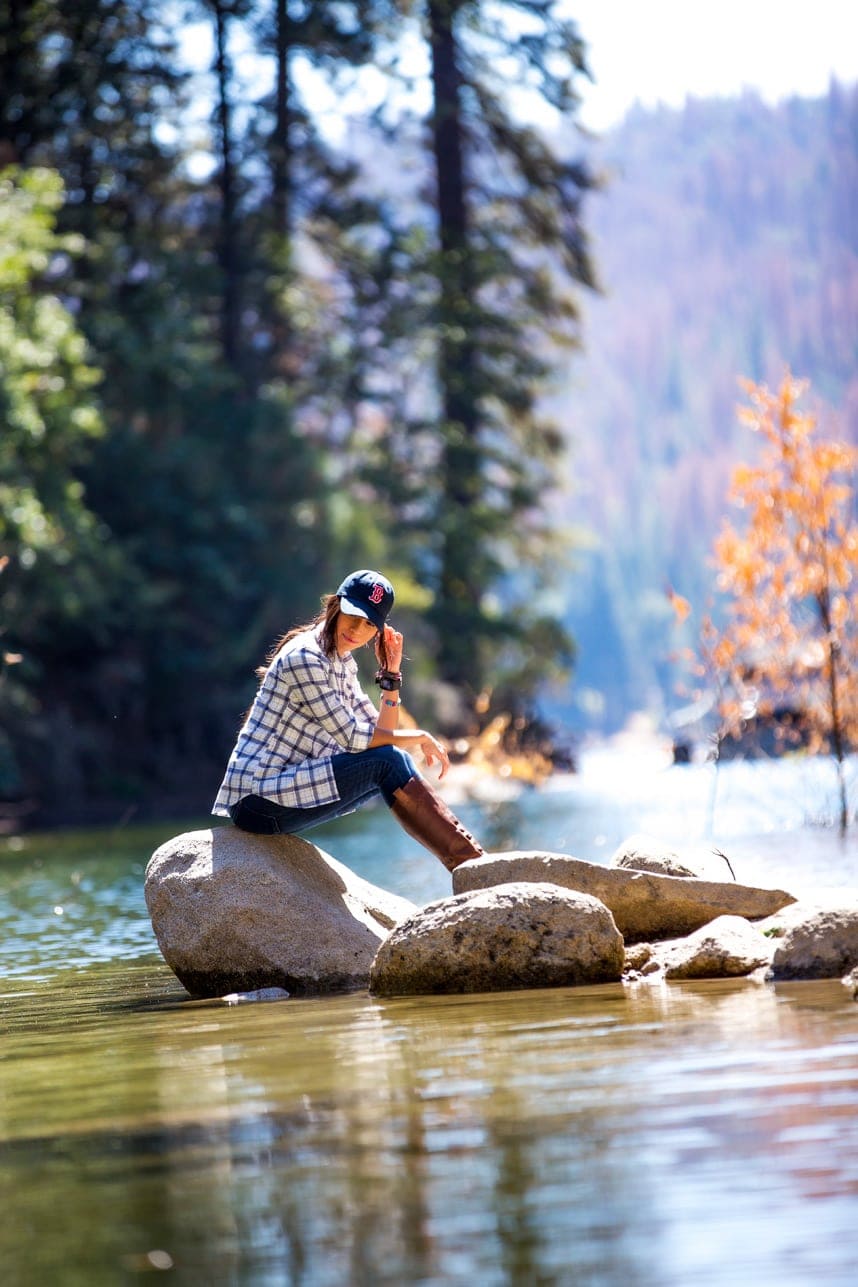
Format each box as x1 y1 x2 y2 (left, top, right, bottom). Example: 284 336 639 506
375 693 401 733
369 724 450 779
374 623 403 734
369 624 450 778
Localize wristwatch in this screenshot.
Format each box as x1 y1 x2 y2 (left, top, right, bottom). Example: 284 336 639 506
375 670 402 691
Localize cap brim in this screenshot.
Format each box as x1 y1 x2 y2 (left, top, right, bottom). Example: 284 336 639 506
340 597 381 629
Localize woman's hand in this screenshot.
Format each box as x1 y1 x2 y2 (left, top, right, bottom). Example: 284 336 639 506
416 731 450 780
370 724 451 779
379 624 404 672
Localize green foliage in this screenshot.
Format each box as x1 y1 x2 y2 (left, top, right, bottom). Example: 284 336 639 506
0 166 125 797
0 167 113 634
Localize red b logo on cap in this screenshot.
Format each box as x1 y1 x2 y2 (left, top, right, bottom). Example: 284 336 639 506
369 583 385 605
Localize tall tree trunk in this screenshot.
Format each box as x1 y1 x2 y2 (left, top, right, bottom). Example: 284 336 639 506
428 0 481 695
272 0 293 243
0 0 27 164
212 0 241 374
269 0 295 371
818 587 849 834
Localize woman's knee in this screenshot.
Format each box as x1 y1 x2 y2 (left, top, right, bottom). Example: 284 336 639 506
230 796 281 835
366 745 417 800
332 745 417 805
375 745 417 779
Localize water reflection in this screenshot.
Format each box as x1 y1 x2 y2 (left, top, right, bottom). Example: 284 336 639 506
3 756 858 1284
1 967 856 1284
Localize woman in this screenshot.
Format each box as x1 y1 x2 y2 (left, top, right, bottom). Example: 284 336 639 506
212 569 484 872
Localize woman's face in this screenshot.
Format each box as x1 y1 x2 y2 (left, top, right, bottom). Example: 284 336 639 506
336 611 377 656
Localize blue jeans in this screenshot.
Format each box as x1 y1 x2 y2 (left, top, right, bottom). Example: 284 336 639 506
229 745 418 836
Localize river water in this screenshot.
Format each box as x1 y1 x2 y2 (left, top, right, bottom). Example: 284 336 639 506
1 748 857 1285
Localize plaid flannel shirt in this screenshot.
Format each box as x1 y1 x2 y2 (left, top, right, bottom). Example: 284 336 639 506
212 627 378 815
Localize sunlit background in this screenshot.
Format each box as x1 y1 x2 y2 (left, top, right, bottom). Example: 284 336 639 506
3 6 858 1284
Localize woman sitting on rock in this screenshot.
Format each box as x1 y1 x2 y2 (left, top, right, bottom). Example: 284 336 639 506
212 569 484 873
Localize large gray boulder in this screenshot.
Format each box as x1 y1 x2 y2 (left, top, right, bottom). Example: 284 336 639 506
370 881 625 996
145 827 416 998
769 903 858 980
453 852 796 943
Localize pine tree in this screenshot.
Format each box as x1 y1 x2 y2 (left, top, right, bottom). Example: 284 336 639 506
418 0 596 711
238 1 419 591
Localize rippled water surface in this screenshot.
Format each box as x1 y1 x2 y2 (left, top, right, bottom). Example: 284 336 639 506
1 751 857 1285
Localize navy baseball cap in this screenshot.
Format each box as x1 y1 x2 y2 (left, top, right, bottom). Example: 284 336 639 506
336 569 394 631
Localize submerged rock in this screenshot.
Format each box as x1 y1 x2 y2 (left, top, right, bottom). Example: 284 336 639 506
221 987 291 1005
453 852 796 943
370 881 624 996
145 827 416 998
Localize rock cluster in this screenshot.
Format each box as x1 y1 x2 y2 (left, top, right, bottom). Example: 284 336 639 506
610 846 858 987
451 850 793 942
144 826 858 1000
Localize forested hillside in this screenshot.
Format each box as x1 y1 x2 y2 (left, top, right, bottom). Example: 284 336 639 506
550 84 858 734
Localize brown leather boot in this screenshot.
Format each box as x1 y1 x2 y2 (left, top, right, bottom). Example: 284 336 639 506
390 775 484 873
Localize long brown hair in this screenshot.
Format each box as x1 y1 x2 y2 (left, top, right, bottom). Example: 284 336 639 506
255 593 389 681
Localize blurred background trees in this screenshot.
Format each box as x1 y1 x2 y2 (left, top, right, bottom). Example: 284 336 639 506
0 0 595 821
2 1 856 825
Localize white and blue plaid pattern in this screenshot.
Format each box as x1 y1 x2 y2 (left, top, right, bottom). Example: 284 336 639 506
212 628 378 814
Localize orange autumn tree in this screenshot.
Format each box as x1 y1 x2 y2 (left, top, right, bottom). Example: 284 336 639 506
706 373 858 833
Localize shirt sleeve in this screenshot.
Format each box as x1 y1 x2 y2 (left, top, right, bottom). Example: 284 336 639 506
284 649 376 752
353 678 380 725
